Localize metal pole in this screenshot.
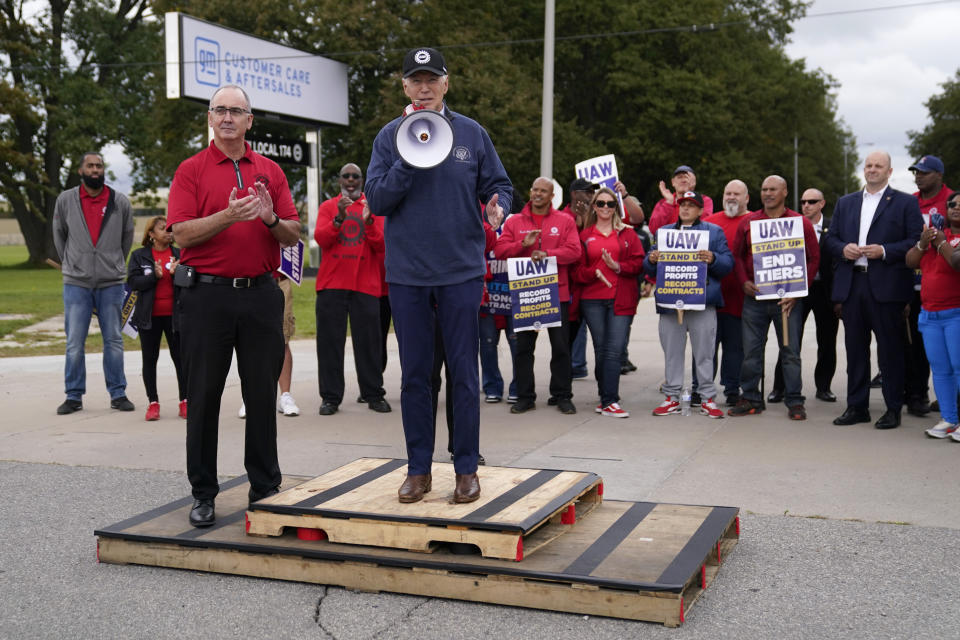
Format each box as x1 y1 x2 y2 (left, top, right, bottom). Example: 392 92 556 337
540 0 555 178
306 129 322 268
793 134 799 211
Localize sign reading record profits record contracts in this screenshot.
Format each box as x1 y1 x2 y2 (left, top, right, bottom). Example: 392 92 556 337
165 12 348 126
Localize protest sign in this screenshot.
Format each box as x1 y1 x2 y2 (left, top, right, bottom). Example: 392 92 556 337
654 228 709 311
121 284 139 338
750 218 808 300
279 239 305 286
508 256 562 332
574 154 619 191
482 258 512 316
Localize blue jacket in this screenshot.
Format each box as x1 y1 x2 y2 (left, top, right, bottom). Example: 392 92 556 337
365 104 512 286
643 220 733 314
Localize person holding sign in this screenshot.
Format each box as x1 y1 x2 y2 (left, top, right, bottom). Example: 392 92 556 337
573 187 645 418
906 192 960 440
730 176 819 421
496 177 582 415
365 48 511 504
644 192 732 418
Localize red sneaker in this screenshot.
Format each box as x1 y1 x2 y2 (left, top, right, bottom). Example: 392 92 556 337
601 403 630 418
178 399 187 419
145 402 160 421
700 398 725 419
652 396 680 416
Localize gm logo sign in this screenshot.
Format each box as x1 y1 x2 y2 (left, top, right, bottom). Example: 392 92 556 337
194 37 220 87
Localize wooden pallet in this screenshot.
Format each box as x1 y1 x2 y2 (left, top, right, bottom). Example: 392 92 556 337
245 458 603 561
95 471 739 626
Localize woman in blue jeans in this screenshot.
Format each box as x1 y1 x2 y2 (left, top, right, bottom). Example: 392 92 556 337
906 191 960 439
573 187 645 417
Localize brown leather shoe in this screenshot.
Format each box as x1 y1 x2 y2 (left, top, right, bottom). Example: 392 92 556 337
453 473 480 503
398 473 431 503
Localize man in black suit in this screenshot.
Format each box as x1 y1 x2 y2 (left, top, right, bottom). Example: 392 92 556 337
823 151 923 429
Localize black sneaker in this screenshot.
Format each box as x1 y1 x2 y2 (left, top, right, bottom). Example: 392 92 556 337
57 399 83 415
318 401 339 416
690 391 702 405
510 399 536 414
368 399 392 413
728 398 763 416
557 399 577 415
110 396 135 411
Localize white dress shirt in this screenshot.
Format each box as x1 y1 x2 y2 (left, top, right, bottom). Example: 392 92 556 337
856 189 884 267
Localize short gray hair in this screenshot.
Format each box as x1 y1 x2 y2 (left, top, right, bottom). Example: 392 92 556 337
209 85 252 111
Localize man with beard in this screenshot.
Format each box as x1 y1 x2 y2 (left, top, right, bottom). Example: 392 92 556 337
703 179 750 406
53 151 136 415
313 163 391 416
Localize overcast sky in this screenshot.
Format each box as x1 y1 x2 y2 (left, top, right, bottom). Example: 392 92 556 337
785 0 959 194
104 0 959 196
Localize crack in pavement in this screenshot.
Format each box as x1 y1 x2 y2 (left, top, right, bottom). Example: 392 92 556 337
313 586 336 639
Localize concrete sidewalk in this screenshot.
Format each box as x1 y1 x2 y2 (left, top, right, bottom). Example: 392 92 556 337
1 308 958 637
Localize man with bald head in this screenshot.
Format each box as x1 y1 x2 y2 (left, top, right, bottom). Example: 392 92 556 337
496 177 582 415
729 176 819 420
313 163 391 417
703 179 751 405
770 188 839 403
823 151 923 429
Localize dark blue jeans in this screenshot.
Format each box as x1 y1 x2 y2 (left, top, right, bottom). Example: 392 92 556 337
479 314 516 399
580 299 633 406
741 296 804 407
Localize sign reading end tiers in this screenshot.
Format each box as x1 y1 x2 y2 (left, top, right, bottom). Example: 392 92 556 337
164 12 349 126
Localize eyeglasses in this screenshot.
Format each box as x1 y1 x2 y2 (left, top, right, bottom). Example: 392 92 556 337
948 200 960 209
594 200 617 208
800 199 822 205
340 173 362 180
209 106 249 117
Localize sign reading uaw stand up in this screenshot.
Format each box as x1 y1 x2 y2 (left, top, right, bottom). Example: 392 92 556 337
749 217 809 300
164 12 348 127
507 257 562 332
655 228 709 311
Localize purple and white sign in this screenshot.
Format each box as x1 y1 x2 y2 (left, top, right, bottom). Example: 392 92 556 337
750 218 808 300
508 257 561 332
654 228 708 311
482 258 511 315
279 239 304 285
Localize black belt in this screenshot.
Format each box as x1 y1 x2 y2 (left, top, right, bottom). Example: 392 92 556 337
196 272 273 288
853 265 868 273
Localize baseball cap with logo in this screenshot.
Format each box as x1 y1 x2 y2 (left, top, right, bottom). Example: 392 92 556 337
677 191 704 208
909 155 945 174
402 48 448 78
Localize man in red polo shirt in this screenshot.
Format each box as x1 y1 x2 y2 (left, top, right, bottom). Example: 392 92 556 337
167 85 301 528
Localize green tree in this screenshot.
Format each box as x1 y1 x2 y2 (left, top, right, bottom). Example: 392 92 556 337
908 69 960 188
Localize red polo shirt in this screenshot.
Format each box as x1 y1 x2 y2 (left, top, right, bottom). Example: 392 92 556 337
79 185 110 246
166 141 299 278
703 211 748 317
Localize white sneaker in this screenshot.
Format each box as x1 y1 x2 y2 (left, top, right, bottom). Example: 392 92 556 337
278 392 300 417
925 420 957 438
238 402 246 419
601 402 629 418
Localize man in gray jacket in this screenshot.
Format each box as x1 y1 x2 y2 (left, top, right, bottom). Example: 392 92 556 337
52 152 135 414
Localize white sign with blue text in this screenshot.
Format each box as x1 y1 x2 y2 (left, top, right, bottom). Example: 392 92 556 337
574 155 619 191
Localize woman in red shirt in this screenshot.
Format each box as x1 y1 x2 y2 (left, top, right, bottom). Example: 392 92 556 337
907 192 960 439
127 216 185 421
573 187 645 418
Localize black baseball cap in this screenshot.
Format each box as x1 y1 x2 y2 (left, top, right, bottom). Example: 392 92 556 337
673 165 695 176
569 178 599 192
676 191 704 208
402 48 447 78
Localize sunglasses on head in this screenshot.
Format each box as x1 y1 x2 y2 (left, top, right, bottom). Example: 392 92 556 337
341 173 361 180
595 200 617 208
801 199 822 205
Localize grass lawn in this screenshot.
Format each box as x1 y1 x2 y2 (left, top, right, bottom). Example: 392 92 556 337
0 245 319 357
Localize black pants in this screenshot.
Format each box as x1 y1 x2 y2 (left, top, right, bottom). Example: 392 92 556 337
315 289 385 405
515 302 572 402
138 315 185 402
179 280 284 501
379 295 392 374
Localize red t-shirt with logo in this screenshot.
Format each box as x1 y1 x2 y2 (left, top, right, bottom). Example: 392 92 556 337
79 186 110 246
914 184 954 218
920 229 960 311
579 226 620 300
151 247 175 316
313 193 385 297
166 141 299 278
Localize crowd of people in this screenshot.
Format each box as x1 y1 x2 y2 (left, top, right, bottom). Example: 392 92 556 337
50 48 957 525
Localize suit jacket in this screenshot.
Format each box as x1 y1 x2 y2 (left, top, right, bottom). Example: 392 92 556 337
822 187 922 304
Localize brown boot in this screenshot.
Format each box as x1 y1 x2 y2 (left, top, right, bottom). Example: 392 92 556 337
453 473 480 503
398 473 431 503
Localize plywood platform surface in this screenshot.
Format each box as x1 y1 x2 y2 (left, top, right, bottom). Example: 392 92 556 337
95 468 739 625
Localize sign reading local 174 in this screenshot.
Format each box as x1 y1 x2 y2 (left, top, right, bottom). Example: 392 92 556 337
749 218 808 299
507 257 562 332
655 228 709 311
165 12 349 126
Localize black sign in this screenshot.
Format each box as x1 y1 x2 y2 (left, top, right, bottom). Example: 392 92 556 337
246 136 311 166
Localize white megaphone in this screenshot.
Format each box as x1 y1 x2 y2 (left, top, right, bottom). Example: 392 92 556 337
395 104 454 169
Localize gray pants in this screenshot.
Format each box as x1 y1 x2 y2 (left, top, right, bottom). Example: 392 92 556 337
659 307 718 400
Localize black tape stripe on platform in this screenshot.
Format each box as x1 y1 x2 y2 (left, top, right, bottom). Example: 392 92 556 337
655 506 738 588
177 510 247 539
562 501 656 577
294 458 407 508
461 469 562 523
95 475 249 534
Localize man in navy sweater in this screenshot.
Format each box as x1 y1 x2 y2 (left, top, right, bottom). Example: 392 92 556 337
366 47 511 504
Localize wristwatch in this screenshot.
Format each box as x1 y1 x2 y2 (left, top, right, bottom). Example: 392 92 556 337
263 213 280 228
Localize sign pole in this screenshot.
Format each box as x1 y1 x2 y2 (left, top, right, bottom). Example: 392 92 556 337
306 128 322 268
